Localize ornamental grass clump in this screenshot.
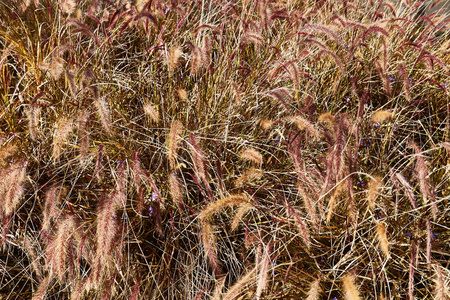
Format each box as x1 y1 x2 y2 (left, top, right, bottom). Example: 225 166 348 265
0 0 449 299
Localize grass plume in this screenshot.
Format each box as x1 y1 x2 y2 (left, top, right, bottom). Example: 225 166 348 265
376 221 390 258
167 120 183 170
0 0 449 298
306 278 321 300
342 273 362 300
240 148 263 165
367 175 382 211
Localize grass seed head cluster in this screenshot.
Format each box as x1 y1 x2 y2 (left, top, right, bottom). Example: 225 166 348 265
0 0 450 299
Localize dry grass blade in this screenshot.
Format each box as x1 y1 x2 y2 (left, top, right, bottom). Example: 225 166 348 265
1 0 450 298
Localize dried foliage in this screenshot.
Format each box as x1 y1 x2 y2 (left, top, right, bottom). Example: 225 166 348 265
0 0 449 299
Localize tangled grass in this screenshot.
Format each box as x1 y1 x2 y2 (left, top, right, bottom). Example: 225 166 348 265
0 0 449 299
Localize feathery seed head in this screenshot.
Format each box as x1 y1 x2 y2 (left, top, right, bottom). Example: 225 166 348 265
287 115 321 140
240 148 263 165
259 118 274 130
367 175 382 211
230 202 254 231
52 117 73 161
177 88 188 100
60 0 76 14
376 221 390 258
199 194 250 222
235 168 263 187
306 278 321 300
143 102 159 123
168 47 182 74
318 112 335 128
169 172 184 212
1 160 28 217
167 120 183 170
342 273 361 300
94 97 112 135
371 110 393 124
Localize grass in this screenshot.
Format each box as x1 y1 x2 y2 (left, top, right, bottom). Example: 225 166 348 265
0 0 449 299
